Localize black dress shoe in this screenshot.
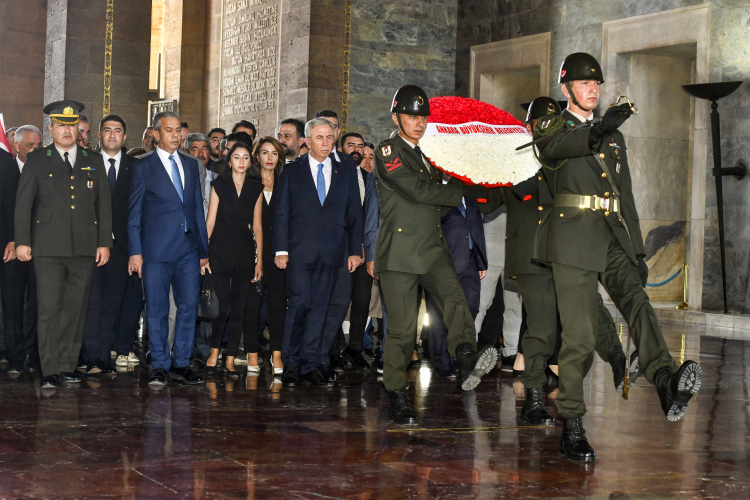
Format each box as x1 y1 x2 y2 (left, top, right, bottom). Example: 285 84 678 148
149 367 168 387
40 375 60 388
521 387 555 426
319 365 337 382
437 366 457 379
300 369 333 387
60 371 82 383
500 353 516 373
281 366 300 387
388 388 418 425
406 358 421 370
344 348 372 370
169 366 204 385
7 359 23 374
364 348 374 359
336 352 354 370
87 358 117 375
654 361 702 422
629 350 642 384
24 354 39 373
607 344 628 393
560 418 596 462
456 343 498 391
377 358 383 374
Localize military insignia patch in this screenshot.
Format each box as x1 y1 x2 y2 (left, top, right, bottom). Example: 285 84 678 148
381 145 392 157
385 157 402 173
567 120 576 127
87 181 93 189
616 163 621 174
81 149 88 157
46 149 52 157
81 167 95 170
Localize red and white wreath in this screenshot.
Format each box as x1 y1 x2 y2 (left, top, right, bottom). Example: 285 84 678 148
418 96 540 186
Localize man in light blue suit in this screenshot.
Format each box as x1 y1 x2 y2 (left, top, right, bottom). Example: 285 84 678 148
127 111 209 387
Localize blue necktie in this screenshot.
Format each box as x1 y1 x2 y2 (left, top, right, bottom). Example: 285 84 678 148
317 163 326 205
457 201 473 249
107 159 116 194
169 154 187 231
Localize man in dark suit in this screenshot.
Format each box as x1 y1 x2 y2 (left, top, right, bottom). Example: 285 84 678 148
81 115 135 374
14 100 112 389
128 111 208 387
273 117 363 387
425 173 487 378
1 125 41 374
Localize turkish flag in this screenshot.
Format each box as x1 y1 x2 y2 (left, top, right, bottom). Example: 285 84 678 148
0 114 11 155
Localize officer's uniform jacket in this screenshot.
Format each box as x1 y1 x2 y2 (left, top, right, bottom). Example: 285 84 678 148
14 144 113 257
533 110 645 272
373 134 463 274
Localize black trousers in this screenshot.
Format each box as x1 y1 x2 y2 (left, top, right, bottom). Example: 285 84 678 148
262 261 285 352
348 264 373 352
35 256 95 376
0 259 37 361
82 246 129 362
113 274 144 356
320 266 352 365
210 263 258 357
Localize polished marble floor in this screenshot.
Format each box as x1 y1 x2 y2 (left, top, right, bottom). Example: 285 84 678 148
0 321 749 499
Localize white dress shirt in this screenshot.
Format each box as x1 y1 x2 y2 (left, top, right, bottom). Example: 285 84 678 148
16 157 24 173
308 154 332 195
566 108 594 123
55 144 77 167
155 147 185 189
101 150 122 180
357 166 365 205
405 136 432 173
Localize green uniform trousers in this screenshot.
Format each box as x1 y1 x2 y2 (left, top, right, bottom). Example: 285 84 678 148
380 263 476 392
517 270 620 389
552 228 678 418
35 256 95 376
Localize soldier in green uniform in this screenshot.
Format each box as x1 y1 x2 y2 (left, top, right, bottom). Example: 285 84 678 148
15 100 112 389
534 53 702 462
487 97 639 429
374 85 498 425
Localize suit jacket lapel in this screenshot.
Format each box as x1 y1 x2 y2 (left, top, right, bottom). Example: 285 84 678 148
322 158 341 208
150 151 183 203
299 154 317 195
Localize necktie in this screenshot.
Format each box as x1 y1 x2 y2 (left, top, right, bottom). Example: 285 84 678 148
107 159 116 194
317 163 326 206
415 146 431 173
169 154 188 231
457 201 474 249
64 152 72 173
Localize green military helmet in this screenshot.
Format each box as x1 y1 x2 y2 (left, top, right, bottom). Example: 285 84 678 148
390 85 430 116
521 97 568 123
558 52 604 84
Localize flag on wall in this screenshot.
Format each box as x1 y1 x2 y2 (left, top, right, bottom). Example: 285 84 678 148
0 114 11 155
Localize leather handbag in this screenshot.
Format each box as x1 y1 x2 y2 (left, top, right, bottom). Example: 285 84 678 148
198 272 220 319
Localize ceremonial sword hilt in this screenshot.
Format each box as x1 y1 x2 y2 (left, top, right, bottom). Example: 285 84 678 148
610 95 638 115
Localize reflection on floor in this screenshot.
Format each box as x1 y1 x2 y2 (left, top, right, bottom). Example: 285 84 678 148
0 320 748 499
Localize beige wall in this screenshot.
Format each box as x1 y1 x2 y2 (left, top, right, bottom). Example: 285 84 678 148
0 0 48 131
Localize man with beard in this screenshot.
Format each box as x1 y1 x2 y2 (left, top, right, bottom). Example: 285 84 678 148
277 118 305 162
207 128 225 168
361 143 375 173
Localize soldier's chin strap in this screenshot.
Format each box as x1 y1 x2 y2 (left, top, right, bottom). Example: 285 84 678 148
396 113 421 143
564 81 582 110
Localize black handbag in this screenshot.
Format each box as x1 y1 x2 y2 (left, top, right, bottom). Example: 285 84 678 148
198 273 220 319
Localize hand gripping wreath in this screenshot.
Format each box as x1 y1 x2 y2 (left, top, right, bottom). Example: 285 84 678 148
418 96 540 187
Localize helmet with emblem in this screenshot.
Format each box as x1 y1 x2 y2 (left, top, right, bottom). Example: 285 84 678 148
521 97 567 123
43 100 85 125
558 53 604 84
390 85 430 116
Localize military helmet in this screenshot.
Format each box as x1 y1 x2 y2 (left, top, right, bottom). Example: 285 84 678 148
522 97 567 123
558 53 604 84
391 85 430 116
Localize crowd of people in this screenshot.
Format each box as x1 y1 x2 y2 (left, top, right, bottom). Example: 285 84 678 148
0 50 702 463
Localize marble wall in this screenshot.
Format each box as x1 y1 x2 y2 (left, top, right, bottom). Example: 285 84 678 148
456 0 750 313
348 0 458 144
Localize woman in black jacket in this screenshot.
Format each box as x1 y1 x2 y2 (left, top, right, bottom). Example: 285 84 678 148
202 142 264 376
252 137 286 375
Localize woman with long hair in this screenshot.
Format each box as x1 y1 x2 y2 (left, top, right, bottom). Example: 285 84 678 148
251 137 286 375
203 142 265 376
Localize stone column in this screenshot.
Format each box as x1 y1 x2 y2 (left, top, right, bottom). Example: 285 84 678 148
43 0 151 148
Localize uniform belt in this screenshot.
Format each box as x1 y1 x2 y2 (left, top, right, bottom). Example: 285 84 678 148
554 194 620 213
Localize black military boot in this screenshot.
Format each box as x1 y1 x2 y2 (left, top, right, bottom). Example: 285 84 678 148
388 388 417 425
653 361 702 422
456 343 498 391
607 344 627 393
629 350 642 384
521 387 555 426
560 418 596 462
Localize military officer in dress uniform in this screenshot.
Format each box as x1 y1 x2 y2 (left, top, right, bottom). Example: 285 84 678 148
374 85 498 425
534 53 702 462
486 97 639 431
14 100 112 389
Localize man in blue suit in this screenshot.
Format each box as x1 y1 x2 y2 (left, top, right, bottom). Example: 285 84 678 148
274 117 363 387
426 172 487 378
127 111 209 387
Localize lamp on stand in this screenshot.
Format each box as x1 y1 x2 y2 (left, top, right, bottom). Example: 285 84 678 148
682 81 746 314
